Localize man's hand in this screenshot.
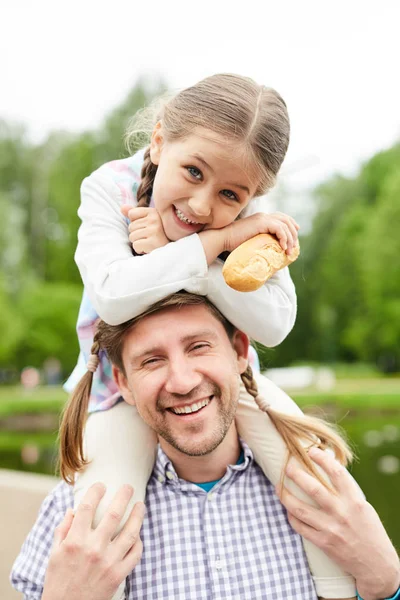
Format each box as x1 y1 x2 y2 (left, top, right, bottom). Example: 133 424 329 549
42 483 145 600
278 447 400 600
121 204 169 254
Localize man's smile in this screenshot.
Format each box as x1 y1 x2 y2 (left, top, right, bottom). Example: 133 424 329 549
167 395 213 416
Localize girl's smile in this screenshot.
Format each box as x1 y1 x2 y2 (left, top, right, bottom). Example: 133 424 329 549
171 204 205 233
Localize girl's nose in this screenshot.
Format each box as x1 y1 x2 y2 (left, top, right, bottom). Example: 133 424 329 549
188 195 212 218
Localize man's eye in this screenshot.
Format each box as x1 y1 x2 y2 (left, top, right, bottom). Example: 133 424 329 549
186 166 203 180
143 358 161 366
221 189 238 201
191 343 210 352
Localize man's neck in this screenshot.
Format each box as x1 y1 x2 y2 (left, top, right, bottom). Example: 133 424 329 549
159 423 241 483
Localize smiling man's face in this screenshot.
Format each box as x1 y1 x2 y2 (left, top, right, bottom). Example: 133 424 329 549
113 304 249 457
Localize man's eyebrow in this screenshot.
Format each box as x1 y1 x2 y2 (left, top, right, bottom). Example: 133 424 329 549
129 329 220 363
189 153 250 195
180 329 219 344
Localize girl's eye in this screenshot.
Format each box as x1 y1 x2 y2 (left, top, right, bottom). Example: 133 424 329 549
186 166 203 180
221 189 238 201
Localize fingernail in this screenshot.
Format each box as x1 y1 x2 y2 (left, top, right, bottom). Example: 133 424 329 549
308 447 320 458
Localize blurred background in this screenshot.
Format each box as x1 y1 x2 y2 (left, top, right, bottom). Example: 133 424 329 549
1 0 399 593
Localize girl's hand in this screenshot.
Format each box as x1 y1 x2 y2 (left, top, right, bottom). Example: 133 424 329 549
42 483 145 600
223 212 300 255
121 205 169 254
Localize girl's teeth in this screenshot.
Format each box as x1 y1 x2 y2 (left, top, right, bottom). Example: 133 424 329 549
175 208 200 225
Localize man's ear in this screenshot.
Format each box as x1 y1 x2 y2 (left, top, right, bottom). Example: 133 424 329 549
149 120 163 165
112 365 136 406
232 330 250 374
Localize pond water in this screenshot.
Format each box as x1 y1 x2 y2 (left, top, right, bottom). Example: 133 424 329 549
1 413 399 547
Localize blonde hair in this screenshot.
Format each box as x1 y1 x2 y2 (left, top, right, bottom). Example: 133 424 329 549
125 73 290 207
59 293 352 486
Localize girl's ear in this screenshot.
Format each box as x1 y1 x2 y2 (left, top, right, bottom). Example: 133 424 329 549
112 365 136 406
232 330 250 374
149 120 164 165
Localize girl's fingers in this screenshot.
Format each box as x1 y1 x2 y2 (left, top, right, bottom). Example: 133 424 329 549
122 206 153 222
69 482 106 538
273 223 288 250
129 231 150 247
94 484 134 544
112 501 146 561
275 216 298 252
128 217 149 232
129 221 149 234
54 508 74 546
273 212 300 231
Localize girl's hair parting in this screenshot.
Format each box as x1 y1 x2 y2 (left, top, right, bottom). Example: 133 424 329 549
59 292 352 487
125 73 290 208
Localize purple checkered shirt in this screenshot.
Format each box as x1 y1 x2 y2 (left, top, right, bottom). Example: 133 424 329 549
11 443 317 599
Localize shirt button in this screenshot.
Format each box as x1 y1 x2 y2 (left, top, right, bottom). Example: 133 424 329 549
207 493 214 501
157 475 165 483
166 471 175 480
215 559 224 570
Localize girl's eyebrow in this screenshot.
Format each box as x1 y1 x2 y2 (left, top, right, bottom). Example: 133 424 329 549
189 153 250 194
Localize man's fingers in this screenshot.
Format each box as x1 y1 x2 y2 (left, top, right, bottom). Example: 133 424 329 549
69 482 106 537
112 501 146 560
54 508 74 546
287 513 321 546
278 486 325 531
307 448 362 499
119 536 144 581
284 459 335 510
94 484 134 543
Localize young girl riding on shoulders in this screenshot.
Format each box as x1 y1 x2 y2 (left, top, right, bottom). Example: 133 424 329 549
62 74 356 599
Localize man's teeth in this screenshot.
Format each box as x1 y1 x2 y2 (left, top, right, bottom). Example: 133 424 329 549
175 207 200 225
171 398 210 415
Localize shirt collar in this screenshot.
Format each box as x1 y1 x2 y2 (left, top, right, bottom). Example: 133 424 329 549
152 439 253 489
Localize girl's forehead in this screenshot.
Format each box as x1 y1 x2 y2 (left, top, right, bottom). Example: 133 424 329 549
174 129 259 188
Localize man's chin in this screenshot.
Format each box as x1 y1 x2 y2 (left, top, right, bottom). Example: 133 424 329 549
160 431 226 457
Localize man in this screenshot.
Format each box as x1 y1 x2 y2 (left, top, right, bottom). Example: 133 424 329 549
11 293 400 600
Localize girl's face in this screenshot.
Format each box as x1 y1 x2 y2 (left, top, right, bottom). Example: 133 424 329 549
150 124 260 241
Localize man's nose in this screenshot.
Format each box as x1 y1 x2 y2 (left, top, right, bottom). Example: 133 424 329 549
188 193 212 218
164 358 202 396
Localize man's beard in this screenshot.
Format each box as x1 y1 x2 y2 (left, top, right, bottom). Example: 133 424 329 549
155 380 239 457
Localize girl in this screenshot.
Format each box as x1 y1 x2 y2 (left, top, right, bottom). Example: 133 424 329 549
63 74 356 599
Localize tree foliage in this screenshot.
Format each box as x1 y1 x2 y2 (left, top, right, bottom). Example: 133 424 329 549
0 82 398 373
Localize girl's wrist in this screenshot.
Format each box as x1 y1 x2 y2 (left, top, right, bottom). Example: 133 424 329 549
198 229 226 265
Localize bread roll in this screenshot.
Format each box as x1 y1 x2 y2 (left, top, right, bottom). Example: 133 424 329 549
222 233 300 292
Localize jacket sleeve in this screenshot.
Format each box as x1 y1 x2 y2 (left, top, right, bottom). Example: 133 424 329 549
74 168 209 325
206 194 297 347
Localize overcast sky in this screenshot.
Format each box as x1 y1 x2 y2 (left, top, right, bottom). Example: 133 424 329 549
1 0 399 196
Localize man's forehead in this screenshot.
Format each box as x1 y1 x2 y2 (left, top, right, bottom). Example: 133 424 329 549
125 304 225 357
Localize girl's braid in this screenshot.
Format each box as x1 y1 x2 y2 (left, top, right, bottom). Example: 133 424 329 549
241 364 270 412
86 325 102 373
136 146 158 207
